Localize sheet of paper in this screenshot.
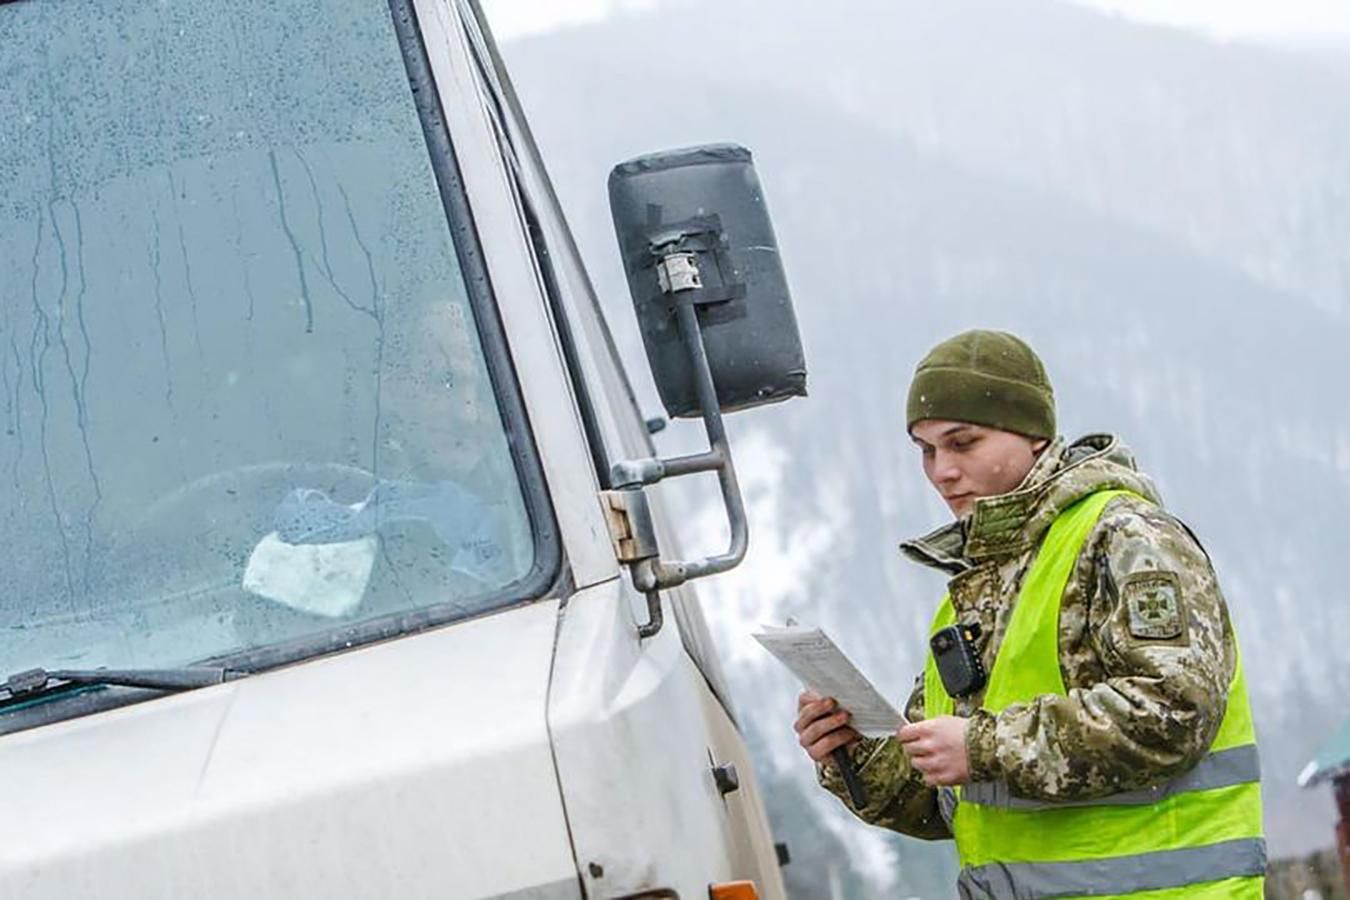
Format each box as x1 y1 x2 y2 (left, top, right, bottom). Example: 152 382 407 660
753 624 906 737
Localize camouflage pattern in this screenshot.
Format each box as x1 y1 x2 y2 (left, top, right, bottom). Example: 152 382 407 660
818 434 1239 838
818 677 951 838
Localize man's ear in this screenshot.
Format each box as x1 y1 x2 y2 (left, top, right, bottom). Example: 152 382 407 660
1032 438 1050 454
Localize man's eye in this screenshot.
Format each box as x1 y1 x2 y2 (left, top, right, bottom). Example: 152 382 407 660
952 438 977 451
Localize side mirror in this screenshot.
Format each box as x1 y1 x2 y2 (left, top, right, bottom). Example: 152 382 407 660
602 144 808 637
608 143 807 417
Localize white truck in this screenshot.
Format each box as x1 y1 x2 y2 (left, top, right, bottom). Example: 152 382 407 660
0 1 807 898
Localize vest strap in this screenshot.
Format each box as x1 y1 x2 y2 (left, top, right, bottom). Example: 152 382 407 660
938 786 959 829
961 744 1260 810
957 837 1267 899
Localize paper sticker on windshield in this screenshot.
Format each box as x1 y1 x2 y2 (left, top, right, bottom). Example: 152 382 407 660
1123 572 1184 640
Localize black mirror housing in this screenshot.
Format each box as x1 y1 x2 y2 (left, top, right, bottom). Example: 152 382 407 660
608 143 807 418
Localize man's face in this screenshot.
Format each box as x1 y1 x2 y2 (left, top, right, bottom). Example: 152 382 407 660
909 420 1048 518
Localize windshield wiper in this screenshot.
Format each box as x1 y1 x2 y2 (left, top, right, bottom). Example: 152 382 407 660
1 665 246 705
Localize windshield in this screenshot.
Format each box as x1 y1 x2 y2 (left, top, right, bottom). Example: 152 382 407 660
0 0 545 677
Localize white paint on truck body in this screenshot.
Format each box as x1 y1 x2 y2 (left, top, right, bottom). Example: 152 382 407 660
551 579 787 897
0 0 790 896
0 600 580 900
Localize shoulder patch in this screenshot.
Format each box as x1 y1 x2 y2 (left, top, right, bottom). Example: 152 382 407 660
1122 571 1184 640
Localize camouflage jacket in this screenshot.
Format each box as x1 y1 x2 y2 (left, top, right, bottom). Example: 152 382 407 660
820 434 1238 840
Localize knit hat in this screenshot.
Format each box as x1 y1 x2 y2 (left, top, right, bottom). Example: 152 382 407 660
906 330 1056 439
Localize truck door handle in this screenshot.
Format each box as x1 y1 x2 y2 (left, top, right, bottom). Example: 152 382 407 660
712 762 740 796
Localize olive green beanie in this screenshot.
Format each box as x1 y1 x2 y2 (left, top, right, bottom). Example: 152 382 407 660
906 330 1056 439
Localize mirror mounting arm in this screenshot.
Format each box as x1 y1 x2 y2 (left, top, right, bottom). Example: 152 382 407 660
610 282 750 638
606 144 806 639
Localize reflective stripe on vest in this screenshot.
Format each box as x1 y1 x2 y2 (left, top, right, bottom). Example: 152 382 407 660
924 489 1265 899
962 743 1260 809
958 838 1267 900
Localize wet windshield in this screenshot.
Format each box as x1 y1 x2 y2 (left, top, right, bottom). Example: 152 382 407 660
0 0 539 675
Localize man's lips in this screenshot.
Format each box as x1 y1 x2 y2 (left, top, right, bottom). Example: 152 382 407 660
944 493 973 504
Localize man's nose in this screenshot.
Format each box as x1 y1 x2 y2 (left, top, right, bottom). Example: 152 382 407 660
931 451 962 484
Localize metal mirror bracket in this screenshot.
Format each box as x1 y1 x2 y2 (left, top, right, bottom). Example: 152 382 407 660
608 253 750 639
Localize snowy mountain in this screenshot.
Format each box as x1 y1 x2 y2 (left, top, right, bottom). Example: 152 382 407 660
499 0 1350 892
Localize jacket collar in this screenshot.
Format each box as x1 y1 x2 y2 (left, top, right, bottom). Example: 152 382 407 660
899 434 1161 573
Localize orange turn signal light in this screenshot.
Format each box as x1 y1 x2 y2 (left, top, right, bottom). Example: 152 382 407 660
709 881 759 900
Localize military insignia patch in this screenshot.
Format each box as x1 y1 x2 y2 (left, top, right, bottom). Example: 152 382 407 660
1123 573 1183 640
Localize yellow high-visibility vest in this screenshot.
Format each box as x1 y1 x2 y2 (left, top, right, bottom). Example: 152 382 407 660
924 489 1265 898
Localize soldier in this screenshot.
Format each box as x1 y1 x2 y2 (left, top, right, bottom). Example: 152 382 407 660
794 330 1266 897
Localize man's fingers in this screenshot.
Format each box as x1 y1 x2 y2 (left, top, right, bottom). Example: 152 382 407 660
897 721 930 744
910 752 962 786
797 710 851 748
798 714 845 748
793 696 858 766
898 726 934 757
903 739 934 759
793 697 838 735
794 694 834 720
921 767 958 787
808 726 861 763
910 756 943 782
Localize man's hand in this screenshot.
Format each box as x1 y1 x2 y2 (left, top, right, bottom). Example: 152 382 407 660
898 716 970 786
795 691 861 765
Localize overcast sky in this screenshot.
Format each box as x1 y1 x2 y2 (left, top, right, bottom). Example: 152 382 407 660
1074 0 1350 42
483 0 1350 42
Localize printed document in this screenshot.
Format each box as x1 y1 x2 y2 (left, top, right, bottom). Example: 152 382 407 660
752 624 906 737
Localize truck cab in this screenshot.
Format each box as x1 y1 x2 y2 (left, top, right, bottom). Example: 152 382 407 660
0 1 797 897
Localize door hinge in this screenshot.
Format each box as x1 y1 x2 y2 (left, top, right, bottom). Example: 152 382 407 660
599 488 659 564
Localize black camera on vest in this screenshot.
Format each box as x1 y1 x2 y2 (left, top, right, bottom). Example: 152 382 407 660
931 622 988 698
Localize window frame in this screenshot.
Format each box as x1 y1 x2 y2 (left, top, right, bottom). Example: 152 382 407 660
452 0 741 709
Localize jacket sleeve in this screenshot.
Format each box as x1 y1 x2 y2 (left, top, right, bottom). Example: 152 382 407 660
817 676 951 839
963 502 1235 801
